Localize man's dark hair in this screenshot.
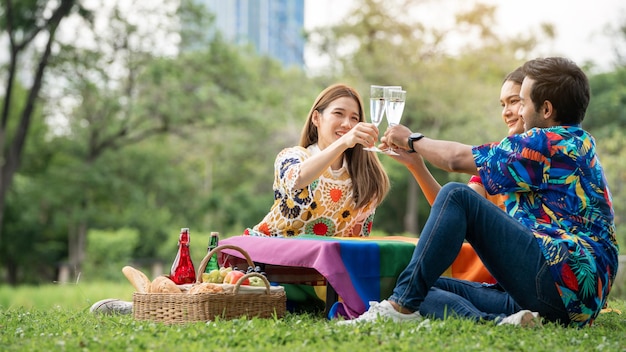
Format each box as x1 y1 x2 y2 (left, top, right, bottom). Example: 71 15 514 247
522 57 590 124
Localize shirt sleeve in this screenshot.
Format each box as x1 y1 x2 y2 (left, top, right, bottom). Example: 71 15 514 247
273 146 310 195
472 129 550 195
468 175 483 185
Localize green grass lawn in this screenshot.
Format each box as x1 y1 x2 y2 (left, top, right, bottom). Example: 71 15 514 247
1 282 625 351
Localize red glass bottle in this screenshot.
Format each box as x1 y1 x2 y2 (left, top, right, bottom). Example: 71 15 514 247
169 227 196 284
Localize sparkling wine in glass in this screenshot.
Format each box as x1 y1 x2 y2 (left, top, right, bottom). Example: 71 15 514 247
381 87 405 155
364 85 386 152
385 88 406 126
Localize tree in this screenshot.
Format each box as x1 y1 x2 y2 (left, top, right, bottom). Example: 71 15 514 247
0 0 87 249
40 0 239 277
0 81 62 284
25 0 320 279
1 0 324 283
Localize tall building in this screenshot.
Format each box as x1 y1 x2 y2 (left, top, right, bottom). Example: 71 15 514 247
200 0 305 68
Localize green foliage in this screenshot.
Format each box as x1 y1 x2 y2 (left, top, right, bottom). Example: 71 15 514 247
0 83 62 284
2 176 67 283
592 128 626 252
1 0 323 282
0 0 84 34
177 0 215 50
586 67 626 130
2 0 626 285
0 283 625 351
83 228 139 281
585 68 626 253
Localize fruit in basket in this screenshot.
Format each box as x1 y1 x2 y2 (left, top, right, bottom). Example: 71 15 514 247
219 266 232 280
201 272 210 283
202 269 223 283
248 276 265 287
223 270 249 285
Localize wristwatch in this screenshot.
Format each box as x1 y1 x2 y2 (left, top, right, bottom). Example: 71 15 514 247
407 132 424 153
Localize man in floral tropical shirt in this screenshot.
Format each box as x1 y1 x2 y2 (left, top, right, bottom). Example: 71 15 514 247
345 57 618 328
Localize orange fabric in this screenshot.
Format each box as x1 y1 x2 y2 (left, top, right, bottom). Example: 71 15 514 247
449 244 496 284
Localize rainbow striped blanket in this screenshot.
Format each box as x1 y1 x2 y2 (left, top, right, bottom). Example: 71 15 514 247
220 235 493 318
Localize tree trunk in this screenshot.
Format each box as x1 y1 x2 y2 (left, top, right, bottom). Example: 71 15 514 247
76 218 88 279
0 0 77 246
67 199 89 280
67 224 78 279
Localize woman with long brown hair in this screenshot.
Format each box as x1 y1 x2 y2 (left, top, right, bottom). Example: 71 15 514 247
245 83 390 237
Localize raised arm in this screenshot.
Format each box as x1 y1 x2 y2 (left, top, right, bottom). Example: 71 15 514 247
389 150 441 205
382 125 477 175
294 122 379 189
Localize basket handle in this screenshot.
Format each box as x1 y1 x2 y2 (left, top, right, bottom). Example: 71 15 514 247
233 272 271 295
196 244 254 284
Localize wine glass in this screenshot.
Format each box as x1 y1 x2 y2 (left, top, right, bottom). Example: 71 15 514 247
363 85 386 152
382 87 406 155
385 88 406 126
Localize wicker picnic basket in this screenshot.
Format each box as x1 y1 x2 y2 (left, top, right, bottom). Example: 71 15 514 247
133 244 286 324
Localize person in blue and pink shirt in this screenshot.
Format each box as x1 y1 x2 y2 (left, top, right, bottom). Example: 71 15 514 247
343 57 618 328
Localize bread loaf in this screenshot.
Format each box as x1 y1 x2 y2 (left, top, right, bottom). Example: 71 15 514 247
187 282 224 294
150 275 182 294
122 266 151 293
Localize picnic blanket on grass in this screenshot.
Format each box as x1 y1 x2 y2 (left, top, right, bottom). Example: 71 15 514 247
220 235 494 319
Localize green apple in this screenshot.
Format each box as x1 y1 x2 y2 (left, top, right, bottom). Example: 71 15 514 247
248 276 265 287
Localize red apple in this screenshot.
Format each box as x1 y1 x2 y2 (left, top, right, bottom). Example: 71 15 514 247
223 270 249 285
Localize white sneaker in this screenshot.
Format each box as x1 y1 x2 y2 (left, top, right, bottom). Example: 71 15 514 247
498 309 541 327
90 299 133 315
337 300 422 325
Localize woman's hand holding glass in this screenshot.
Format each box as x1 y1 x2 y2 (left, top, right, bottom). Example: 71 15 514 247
344 121 380 149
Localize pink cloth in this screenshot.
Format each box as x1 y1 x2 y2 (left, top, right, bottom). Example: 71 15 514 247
220 236 366 317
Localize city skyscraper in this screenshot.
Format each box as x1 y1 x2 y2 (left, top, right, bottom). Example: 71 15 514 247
199 0 305 68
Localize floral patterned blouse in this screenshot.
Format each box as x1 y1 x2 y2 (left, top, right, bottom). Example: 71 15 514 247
244 144 377 237
473 125 618 327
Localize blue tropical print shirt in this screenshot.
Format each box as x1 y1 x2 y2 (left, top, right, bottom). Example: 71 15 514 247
473 125 618 327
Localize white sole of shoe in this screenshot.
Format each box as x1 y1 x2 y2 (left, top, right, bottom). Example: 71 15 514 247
90 299 132 315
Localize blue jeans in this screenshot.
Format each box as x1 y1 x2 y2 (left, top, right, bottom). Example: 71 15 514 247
389 182 570 324
420 278 522 321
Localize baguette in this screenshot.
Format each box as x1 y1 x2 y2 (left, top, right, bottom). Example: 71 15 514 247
150 275 182 294
122 266 151 293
